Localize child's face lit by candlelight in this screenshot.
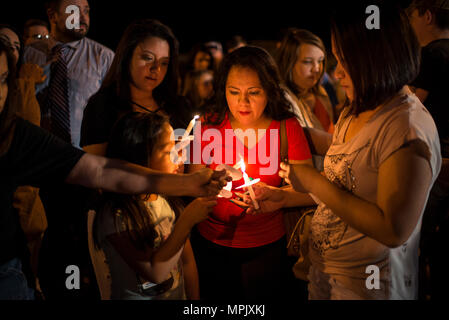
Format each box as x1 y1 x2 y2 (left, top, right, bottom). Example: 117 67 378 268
150 122 181 174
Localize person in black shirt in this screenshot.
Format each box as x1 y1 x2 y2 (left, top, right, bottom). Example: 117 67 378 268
407 0 449 300
408 0 449 158
81 19 194 157
0 42 229 300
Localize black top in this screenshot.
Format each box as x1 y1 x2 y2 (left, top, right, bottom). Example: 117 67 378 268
412 39 449 158
80 86 194 148
0 118 85 263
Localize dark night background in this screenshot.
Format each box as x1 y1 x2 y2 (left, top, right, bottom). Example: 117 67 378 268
1 0 412 54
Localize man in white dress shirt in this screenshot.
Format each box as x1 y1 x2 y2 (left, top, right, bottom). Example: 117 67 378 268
24 0 114 148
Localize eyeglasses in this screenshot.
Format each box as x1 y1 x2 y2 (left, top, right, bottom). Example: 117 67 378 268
32 34 50 40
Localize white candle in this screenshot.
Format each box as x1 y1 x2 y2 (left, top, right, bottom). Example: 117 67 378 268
243 172 259 210
239 158 259 210
235 178 261 189
183 115 200 140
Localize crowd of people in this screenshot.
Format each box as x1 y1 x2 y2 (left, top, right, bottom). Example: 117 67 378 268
0 0 448 301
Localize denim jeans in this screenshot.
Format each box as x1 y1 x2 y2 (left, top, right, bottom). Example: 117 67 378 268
0 258 35 300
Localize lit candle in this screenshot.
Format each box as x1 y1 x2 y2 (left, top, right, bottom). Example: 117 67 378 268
182 115 200 141
239 158 259 210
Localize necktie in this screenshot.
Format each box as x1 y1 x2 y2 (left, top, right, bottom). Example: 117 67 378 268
44 44 71 143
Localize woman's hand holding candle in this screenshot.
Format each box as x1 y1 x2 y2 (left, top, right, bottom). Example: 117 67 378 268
245 183 286 215
278 162 320 194
243 172 259 210
238 158 259 210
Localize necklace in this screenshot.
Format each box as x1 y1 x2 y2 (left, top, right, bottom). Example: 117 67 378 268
130 100 162 114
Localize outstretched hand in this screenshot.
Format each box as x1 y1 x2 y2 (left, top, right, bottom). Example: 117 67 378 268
188 168 232 197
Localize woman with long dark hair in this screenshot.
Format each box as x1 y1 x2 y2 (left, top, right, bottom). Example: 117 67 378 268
81 19 193 156
188 46 314 300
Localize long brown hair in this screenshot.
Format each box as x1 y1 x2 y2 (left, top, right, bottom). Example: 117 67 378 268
98 19 181 119
275 28 327 98
205 46 295 126
0 41 17 157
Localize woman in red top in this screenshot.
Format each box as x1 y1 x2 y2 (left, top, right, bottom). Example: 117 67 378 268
276 28 335 134
188 46 313 300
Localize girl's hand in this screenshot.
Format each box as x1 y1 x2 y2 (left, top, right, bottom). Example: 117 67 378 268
279 162 318 193
245 184 286 215
187 169 231 197
182 197 217 226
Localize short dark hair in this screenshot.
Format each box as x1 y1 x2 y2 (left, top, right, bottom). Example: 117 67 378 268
331 1 421 115
0 41 18 157
205 45 295 126
99 19 180 114
23 19 50 36
408 0 449 30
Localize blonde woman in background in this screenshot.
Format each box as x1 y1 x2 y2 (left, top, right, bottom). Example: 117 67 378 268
276 28 334 134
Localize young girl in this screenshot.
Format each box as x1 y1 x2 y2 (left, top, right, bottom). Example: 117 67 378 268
93 112 216 300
